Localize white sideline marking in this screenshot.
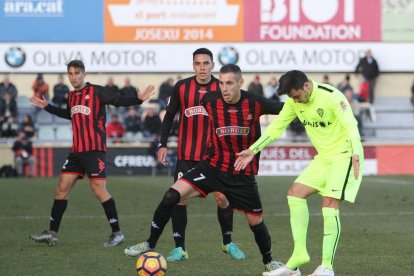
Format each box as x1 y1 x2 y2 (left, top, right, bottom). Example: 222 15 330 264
1 211 413 220
363 178 413 185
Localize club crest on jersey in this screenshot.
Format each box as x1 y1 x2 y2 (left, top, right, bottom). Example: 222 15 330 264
184 106 208 117
317 108 324 117
340 101 347 110
216 126 250 137
71 105 91 116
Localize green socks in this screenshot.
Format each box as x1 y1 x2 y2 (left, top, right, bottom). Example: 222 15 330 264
286 196 310 269
321 207 341 270
286 197 341 270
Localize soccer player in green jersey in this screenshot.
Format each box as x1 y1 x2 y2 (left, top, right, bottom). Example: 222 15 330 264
235 70 363 276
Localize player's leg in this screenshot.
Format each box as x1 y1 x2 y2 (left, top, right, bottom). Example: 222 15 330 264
308 197 341 276
89 178 125 247
245 214 273 263
262 182 315 276
15 156 24 176
168 200 189 261
168 160 193 261
284 183 316 269
223 175 282 272
214 192 233 244
28 156 35 177
286 158 331 272
310 156 363 276
82 151 125 247
125 178 202 257
244 214 286 275
267 159 326 275
214 191 245 260
30 172 78 245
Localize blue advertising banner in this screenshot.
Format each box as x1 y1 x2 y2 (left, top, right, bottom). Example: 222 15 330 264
0 0 103 42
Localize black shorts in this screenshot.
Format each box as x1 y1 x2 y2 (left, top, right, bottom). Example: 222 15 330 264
180 161 263 216
61 151 106 179
174 160 199 182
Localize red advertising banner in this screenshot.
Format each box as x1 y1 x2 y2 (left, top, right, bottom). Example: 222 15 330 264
377 146 414 175
244 0 381 42
104 0 244 42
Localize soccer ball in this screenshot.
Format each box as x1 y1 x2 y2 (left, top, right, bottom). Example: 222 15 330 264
136 252 168 276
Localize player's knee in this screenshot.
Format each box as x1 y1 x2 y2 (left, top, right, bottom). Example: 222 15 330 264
55 186 68 199
160 188 181 208
322 197 341 208
287 185 305 197
247 214 263 227
214 192 228 208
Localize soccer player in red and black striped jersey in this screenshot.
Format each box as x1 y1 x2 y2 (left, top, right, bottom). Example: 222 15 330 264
29 60 154 247
125 64 285 273
157 48 245 261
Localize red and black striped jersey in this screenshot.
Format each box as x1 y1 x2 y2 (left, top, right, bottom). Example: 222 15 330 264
45 82 142 153
159 76 219 161
201 90 283 175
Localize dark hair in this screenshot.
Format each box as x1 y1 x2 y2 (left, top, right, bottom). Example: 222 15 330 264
193 48 213 61
67 60 85 72
277 70 309 96
219 64 242 79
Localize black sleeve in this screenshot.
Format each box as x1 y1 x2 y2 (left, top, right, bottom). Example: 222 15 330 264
355 58 363 73
159 82 182 147
95 85 143 107
257 94 284 115
374 60 380 77
45 104 71 119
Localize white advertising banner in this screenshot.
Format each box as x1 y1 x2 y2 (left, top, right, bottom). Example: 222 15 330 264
1 42 413 73
257 146 377 176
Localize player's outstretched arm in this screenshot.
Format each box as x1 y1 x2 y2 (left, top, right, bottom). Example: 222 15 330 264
30 95 70 119
137 85 155 102
352 154 360 180
234 149 254 171
29 95 48 109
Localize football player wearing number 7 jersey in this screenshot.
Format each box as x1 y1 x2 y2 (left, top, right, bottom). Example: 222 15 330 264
125 64 285 273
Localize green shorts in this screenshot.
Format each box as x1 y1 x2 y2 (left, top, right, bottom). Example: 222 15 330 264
295 154 364 203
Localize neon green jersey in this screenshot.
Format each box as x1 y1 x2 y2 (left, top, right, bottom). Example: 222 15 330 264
250 80 363 159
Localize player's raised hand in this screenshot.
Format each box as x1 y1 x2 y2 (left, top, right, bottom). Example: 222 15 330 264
234 149 254 171
157 147 168 166
136 85 155 102
352 154 360 180
29 95 48 109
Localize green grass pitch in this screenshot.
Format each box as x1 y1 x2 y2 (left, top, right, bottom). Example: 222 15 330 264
0 175 413 275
